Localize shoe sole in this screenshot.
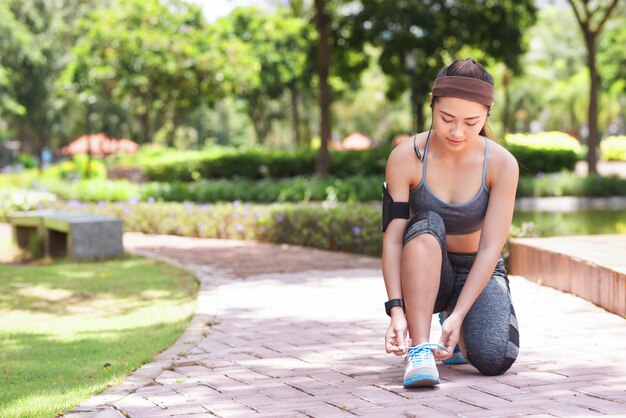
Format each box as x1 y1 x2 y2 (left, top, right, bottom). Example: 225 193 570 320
403 374 440 387
442 356 467 365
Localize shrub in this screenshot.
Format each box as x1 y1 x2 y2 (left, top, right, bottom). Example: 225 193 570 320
18 153 38 169
0 188 57 218
601 136 626 161
53 155 108 180
517 172 626 197
17 200 383 257
137 146 391 181
504 131 581 175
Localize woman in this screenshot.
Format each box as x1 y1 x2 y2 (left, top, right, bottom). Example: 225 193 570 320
381 58 520 388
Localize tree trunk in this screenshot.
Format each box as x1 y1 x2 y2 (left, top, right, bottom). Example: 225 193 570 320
502 72 512 135
585 33 599 175
415 95 425 133
290 84 302 147
314 0 331 177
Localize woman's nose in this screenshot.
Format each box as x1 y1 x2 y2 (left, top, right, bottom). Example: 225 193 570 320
451 124 463 138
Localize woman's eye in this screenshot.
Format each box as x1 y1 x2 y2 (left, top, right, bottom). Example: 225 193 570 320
442 118 453 123
467 122 478 127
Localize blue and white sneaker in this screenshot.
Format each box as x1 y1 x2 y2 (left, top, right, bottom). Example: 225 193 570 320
438 312 467 365
403 343 446 387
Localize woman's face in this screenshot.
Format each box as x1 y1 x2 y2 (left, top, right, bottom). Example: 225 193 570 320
431 96 489 150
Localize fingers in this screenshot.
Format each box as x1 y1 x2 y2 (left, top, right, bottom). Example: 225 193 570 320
385 329 408 356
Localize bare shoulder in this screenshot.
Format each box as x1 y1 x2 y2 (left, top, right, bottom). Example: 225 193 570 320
486 139 519 188
387 132 427 168
487 139 518 172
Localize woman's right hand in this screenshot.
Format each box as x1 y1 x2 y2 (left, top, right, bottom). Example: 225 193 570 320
385 313 410 355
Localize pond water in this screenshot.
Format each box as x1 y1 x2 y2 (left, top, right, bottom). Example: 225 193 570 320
512 209 626 237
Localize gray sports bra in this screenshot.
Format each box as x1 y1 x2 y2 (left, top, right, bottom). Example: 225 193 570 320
409 137 490 235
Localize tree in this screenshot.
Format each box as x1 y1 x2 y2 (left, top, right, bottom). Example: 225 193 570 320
314 0 331 176
566 0 620 174
214 7 312 145
65 0 243 144
348 0 536 133
0 0 72 162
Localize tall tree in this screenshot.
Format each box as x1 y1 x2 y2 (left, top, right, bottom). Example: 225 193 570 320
0 0 71 162
214 7 312 145
567 0 620 174
348 0 536 133
65 0 242 144
314 0 331 176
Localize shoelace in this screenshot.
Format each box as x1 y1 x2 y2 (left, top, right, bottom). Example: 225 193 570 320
406 343 447 367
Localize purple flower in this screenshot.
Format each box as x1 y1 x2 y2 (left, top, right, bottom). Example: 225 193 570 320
536 172 544 179
97 200 105 207
254 210 261 219
232 200 241 207
276 214 285 223
147 196 155 204
128 197 138 205
198 223 206 230
236 224 243 232
353 226 362 235
123 208 130 214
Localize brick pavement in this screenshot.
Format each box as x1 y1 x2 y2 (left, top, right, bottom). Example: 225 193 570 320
68 233 626 418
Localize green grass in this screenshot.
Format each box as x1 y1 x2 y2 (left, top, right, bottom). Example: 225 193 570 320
0 256 198 418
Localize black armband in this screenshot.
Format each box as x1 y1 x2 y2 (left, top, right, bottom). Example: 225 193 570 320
382 182 409 232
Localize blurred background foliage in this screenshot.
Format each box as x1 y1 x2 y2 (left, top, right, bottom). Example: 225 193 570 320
0 0 623 159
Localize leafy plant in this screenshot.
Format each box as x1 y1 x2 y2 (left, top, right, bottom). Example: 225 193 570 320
504 131 581 175
601 135 626 161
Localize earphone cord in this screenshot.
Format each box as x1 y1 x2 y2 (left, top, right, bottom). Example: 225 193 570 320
413 115 434 163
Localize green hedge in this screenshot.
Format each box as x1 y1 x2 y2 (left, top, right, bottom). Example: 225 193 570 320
3 200 383 257
3 199 537 259
137 146 391 181
517 173 626 197
3 172 626 204
504 131 581 175
134 133 584 181
601 136 626 161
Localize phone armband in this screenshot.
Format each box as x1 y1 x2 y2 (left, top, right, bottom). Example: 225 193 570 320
382 182 409 232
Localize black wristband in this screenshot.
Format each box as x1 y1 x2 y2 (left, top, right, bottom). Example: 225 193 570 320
384 299 404 316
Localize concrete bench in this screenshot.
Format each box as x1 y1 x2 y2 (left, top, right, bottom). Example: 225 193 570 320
8 210 54 256
8 211 124 260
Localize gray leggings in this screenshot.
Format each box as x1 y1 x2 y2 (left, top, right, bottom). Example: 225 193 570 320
403 210 520 376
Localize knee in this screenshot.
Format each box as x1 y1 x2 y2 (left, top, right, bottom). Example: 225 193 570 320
468 344 519 376
403 210 446 248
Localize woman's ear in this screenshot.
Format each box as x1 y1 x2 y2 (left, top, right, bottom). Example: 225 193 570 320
429 92 433 109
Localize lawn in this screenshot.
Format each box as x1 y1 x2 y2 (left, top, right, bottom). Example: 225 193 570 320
0 255 198 418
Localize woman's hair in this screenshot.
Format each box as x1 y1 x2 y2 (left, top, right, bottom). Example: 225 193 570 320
433 58 495 139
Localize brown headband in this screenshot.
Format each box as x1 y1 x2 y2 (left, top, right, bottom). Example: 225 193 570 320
431 76 494 107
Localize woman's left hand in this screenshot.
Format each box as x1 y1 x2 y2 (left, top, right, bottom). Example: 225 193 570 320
438 312 464 360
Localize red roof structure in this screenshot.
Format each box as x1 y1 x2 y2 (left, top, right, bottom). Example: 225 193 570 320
59 133 139 157
341 132 373 150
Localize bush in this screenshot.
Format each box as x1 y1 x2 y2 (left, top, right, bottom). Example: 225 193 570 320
0 188 57 218
517 172 626 197
53 155 108 180
601 136 626 161
5 198 537 262
504 131 581 175
18 153 38 169
12 200 383 257
137 146 391 181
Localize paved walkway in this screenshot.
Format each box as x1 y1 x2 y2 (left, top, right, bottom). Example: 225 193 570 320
68 233 626 417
